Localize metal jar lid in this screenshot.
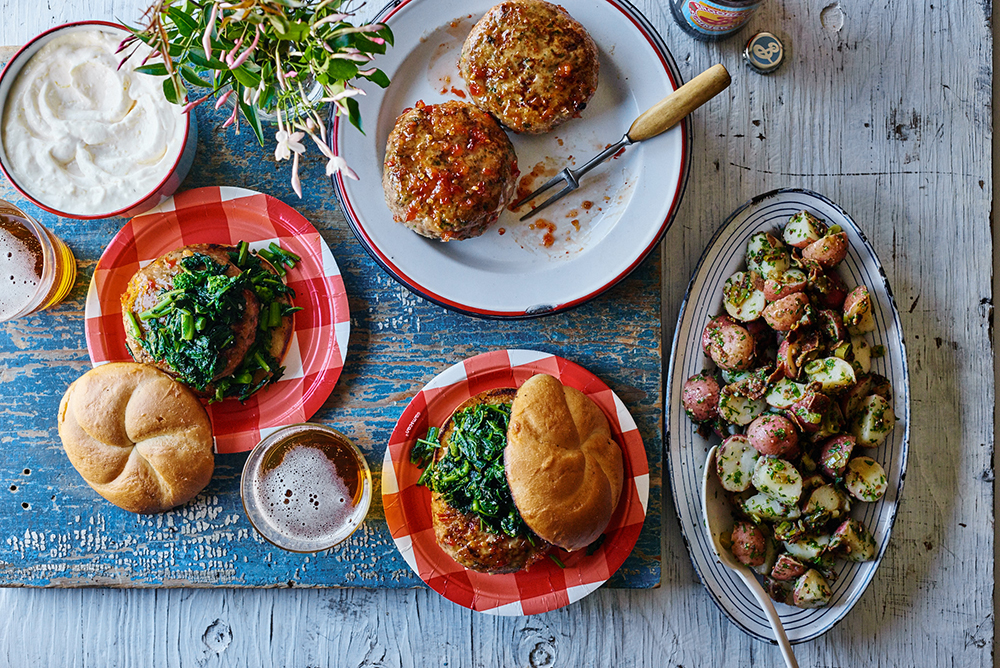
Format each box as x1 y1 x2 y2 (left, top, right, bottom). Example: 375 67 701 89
743 32 784 74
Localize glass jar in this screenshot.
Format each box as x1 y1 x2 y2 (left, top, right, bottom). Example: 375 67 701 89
670 0 763 41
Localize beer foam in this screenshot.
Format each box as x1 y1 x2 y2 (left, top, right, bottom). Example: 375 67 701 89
254 445 360 543
0 226 40 319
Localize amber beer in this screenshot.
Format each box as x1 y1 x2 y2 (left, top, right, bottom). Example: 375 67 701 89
241 424 373 552
0 200 75 321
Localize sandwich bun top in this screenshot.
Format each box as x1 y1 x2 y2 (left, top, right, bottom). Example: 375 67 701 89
504 373 624 552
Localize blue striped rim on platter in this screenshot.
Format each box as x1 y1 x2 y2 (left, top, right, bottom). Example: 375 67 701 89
665 188 910 644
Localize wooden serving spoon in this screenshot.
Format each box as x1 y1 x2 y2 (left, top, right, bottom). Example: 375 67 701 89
512 63 732 220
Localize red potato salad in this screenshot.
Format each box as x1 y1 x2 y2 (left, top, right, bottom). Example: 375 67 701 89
686 210 897 609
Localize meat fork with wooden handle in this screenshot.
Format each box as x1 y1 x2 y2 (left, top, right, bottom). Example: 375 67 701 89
512 63 732 221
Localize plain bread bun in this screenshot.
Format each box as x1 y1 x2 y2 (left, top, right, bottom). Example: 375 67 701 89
57 362 214 514
505 373 624 551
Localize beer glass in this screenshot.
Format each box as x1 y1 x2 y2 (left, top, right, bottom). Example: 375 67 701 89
240 424 373 553
0 199 76 321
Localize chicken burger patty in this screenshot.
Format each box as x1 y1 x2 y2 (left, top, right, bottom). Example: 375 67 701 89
122 244 258 382
382 100 518 241
429 388 550 574
460 0 599 134
121 243 294 399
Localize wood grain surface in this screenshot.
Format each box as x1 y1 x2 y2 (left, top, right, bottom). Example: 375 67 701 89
0 88 664 588
0 0 994 666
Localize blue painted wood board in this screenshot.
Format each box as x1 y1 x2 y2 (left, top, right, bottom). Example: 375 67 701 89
0 74 662 589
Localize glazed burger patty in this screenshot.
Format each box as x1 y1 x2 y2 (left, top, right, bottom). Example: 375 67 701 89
460 0 599 134
382 100 518 241
430 388 550 574
122 244 259 383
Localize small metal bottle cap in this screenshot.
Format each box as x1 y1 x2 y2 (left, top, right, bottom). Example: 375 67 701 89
743 32 784 74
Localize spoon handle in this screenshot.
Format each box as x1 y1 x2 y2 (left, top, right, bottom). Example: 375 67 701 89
737 569 799 668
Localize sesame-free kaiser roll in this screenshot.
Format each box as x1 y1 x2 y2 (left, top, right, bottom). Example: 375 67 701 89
504 374 624 552
57 362 214 514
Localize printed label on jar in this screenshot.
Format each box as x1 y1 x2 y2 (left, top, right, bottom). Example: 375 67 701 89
680 0 759 35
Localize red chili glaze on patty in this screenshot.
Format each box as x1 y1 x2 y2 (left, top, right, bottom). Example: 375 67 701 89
382 100 518 241
459 0 599 134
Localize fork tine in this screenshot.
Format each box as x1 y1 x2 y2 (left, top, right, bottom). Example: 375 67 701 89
510 170 569 210
518 182 576 222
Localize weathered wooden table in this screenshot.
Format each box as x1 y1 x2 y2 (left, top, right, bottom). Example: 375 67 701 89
0 1 993 666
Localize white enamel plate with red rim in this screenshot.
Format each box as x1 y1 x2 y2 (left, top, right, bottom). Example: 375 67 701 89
382 349 649 615
85 186 351 454
332 0 689 318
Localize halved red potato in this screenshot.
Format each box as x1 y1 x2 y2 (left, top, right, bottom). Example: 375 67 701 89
782 211 827 248
763 269 807 303
765 378 807 409
718 384 767 425
833 517 877 562
751 456 803 505
770 553 808 581
716 434 759 492
802 231 848 268
682 372 721 422
730 520 767 567
793 569 832 608
844 285 876 334
747 414 800 458
723 271 767 322
804 357 856 393
850 394 896 447
844 455 888 502
818 434 855 479
746 232 790 279
762 292 811 331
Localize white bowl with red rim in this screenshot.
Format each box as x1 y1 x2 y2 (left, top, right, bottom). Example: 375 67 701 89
0 20 197 220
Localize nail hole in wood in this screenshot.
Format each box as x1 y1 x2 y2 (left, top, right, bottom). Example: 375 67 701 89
9 485 16 492
23 469 30 475
21 502 29 509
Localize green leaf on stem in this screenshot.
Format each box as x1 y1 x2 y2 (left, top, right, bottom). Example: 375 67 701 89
262 86 278 110
230 65 261 88
346 97 363 134
355 34 387 55
240 100 265 146
267 14 291 36
166 6 200 37
163 77 185 105
278 23 310 42
361 68 390 88
187 48 227 70
378 25 395 47
326 58 357 82
180 65 214 88
135 63 170 77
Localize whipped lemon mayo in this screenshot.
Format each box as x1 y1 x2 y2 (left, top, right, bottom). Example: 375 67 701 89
1 28 187 216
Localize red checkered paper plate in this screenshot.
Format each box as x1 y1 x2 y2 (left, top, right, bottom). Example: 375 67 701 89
382 349 649 615
84 186 350 454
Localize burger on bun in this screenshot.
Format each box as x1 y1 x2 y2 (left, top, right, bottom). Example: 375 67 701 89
412 374 624 574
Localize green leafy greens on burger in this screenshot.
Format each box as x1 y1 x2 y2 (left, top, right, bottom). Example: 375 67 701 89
128 241 302 402
413 402 530 540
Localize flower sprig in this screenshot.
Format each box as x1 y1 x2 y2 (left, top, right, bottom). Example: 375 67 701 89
121 0 393 196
